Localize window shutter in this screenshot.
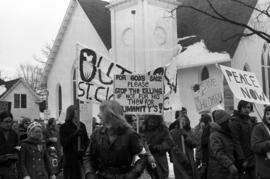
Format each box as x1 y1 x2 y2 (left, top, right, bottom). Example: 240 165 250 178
14 94 20 108
21 94 27 108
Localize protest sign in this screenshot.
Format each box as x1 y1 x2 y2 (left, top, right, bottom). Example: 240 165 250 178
220 65 270 105
77 45 132 103
0 101 11 113
77 44 181 111
192 78 223 112
114 74 164 115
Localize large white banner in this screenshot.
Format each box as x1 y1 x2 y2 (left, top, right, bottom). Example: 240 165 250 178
114 74 164 115
220 65 270 105
77 44 181 111
192 78 223 112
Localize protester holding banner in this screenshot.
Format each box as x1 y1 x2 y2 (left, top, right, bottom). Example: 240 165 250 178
251 106 270 179
207 110 239 179
170 114 199 179
83 100 147 179
0 111 19 179
60 105 89 179
230 100 257 179
141 115 173 179
169 107 187 131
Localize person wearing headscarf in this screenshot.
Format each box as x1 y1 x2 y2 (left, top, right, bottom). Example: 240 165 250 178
0 111 19 179
60 105 89 179
251 106 270 179
207 110 239 179
169 107 187 131
230 100 257 178
83 100 147 179
170 114 199 179
20 121 56 179
141 115 173 179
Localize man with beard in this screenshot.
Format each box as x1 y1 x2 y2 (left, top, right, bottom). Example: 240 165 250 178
230 100 257 179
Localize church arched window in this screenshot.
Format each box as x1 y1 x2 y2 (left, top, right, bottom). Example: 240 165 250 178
201 66 209 81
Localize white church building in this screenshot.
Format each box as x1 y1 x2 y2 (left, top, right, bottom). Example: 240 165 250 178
42 0 269 126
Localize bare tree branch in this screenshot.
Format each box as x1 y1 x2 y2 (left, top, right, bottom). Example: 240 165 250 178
175 0 270 43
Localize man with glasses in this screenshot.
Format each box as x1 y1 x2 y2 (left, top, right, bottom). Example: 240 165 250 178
230 100 257 179
0 111 19 179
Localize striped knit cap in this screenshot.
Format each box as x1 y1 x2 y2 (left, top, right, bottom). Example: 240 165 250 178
27 122 42 136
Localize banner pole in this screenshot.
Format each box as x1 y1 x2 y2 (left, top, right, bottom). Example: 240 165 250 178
179 116 186 154
136 114 139 134
254 103 263 120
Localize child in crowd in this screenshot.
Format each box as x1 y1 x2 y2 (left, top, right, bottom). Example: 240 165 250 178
20 121 56 179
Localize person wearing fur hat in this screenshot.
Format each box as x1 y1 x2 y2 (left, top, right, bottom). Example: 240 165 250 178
0 111 19 179
20 121 56 179
251 106 270 179
207 110 239 179
230 100 257 178
18 117 31 143
141 115 173 179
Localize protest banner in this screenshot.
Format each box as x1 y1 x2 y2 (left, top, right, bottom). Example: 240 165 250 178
0 101 11 113
220 65 270 105
77 43 181 111
192 78 223 112
114 74 164 115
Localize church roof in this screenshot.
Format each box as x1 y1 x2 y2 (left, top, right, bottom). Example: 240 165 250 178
177 0 258 57
78 0 111 50
0 78 21 98
42 0 257 85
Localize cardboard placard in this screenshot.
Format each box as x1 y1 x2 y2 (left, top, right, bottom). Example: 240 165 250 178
114 74 164 115
220 65 270 105
192 78 223 112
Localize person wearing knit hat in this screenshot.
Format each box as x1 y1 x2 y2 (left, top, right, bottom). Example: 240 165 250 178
20 121 56 179
207 110 239 179
251 106 270 178
230 100 257 179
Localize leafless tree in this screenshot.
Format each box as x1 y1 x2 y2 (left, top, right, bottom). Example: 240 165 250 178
16 64 43 91
175 0 270 42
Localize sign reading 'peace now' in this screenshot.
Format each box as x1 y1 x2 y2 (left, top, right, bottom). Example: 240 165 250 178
220 65 270 105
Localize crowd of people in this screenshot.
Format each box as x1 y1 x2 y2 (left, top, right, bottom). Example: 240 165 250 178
0 99 270 179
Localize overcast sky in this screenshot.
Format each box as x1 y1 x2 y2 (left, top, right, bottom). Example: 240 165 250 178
0 0 70 79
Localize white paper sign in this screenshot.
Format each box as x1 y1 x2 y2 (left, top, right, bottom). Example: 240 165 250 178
192 78 223 112
114 74 164 115
220 65 270 105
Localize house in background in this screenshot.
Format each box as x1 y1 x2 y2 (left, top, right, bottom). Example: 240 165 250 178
43 0 267 126
0 78 41 121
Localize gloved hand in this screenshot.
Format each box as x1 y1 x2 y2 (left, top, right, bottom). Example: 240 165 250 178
23 176 31 179
228 164 239 178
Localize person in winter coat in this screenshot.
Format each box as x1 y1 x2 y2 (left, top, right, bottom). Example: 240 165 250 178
0 111 19 179
170 114 199 179
193 114 211 166
208 110 239 179
230 100 257 178
60 105 89 179
251 105 270 179
83 100 147 179
169 107 187 131
20 121 56 179
142 115 173 179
